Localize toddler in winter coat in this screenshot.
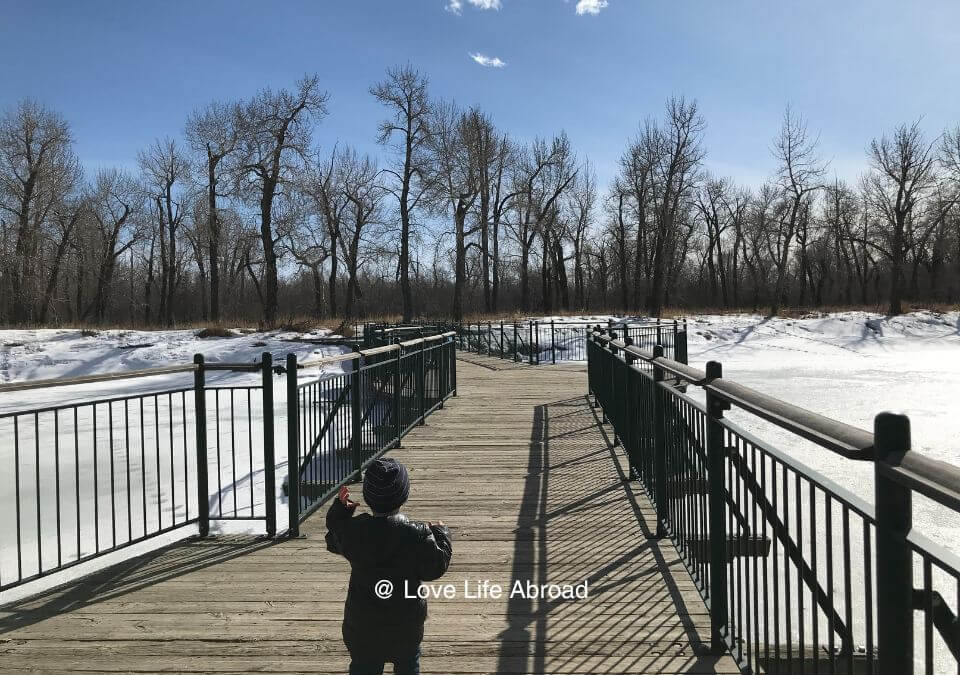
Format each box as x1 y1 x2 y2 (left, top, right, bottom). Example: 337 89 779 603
326 457 453 675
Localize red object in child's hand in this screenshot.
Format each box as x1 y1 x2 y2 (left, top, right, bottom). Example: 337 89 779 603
339 486 357 508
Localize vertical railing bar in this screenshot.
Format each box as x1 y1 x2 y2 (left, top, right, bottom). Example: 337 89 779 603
247 388 254 517
54 410 62 569
139 398 146 538
924 557 933 675
797 472 805 672
230 391 237 517
168 393 175 525
74 407 80 561
125 400 131 541
181 391 188 524
154 395 161 531
14 415 23 581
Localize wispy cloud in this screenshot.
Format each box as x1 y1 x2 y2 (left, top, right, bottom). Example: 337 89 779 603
469 52 507 68
446 0 501 14
575 0 608 15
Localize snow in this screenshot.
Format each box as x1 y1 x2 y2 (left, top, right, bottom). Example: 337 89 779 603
0 327 349 604
682 310 960 544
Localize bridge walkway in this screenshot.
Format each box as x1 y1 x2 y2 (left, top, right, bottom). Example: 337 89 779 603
0 355 737 673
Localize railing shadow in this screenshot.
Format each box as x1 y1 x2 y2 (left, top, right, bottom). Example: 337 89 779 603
496 394 727 673
0 535 278 635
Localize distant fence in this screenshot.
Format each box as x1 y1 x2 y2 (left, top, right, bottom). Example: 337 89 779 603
587 327 960 674
359 318 688 365
0 333 457 594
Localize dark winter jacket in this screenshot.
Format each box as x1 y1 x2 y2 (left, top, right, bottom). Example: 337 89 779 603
325 499 453 658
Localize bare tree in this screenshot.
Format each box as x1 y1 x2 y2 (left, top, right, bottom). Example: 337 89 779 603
186 100 240 321
0 100 81 322
371 64 433 322
430 101 480 321
646 97 705 316
768 106 827 315
236 74 328 325
139 137 190 325
862 121 939 314
340 150 384 319
84 169 141 323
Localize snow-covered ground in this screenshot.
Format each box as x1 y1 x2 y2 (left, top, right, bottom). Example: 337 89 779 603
0 327 349 604
681 311 960 539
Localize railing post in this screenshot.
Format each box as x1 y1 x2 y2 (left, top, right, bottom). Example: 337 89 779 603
608 331 620 446
874 412 913 675
513 323 518 362
652 344 667 538
500 321 505 359
676 319 689 365
193 354 209 538
450 336 458 397
261 352 277 539
705 360 730 653
394 343 403 445
528 321 534 365
351 350 363 475
551 320 556 364
623 337 639 480
438 339 446 410
285 353 299 538
417 339 426 424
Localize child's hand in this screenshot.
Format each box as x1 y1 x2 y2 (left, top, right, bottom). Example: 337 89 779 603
339 486 358 508
428 520 445 528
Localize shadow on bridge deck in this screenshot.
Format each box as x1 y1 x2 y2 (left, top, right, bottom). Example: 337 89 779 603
0 354 737 673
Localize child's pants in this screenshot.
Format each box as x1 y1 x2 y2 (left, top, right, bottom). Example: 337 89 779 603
348 645 421 675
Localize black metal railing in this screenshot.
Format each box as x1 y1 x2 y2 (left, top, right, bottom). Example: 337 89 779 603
286 332 457 529
455 319 688 365
1 332 458 598
587 327 960 674
0 357 278 594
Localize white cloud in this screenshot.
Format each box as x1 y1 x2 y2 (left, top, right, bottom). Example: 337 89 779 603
447 0 501 13
469 52 507 68
575 0 608 15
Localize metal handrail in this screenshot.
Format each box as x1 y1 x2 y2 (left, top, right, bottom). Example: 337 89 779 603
0 364 199 393
299 331 457 369
592 330 875 460
587 325 960 672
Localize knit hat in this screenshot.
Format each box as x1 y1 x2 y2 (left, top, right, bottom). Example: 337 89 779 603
363 458 410 514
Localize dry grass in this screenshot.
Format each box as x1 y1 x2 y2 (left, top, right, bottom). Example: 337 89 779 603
195 326 238 339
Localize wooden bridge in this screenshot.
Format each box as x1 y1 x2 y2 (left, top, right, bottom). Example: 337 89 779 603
0 353 737 673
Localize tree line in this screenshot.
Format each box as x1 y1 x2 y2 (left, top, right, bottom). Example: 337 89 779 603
3 65 960 328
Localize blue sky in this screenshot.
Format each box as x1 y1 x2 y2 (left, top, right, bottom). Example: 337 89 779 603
2 0 958 190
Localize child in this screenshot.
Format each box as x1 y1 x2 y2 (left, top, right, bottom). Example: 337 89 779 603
325 457 453 675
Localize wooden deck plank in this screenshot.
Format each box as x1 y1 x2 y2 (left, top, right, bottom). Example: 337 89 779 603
0 354 737 673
